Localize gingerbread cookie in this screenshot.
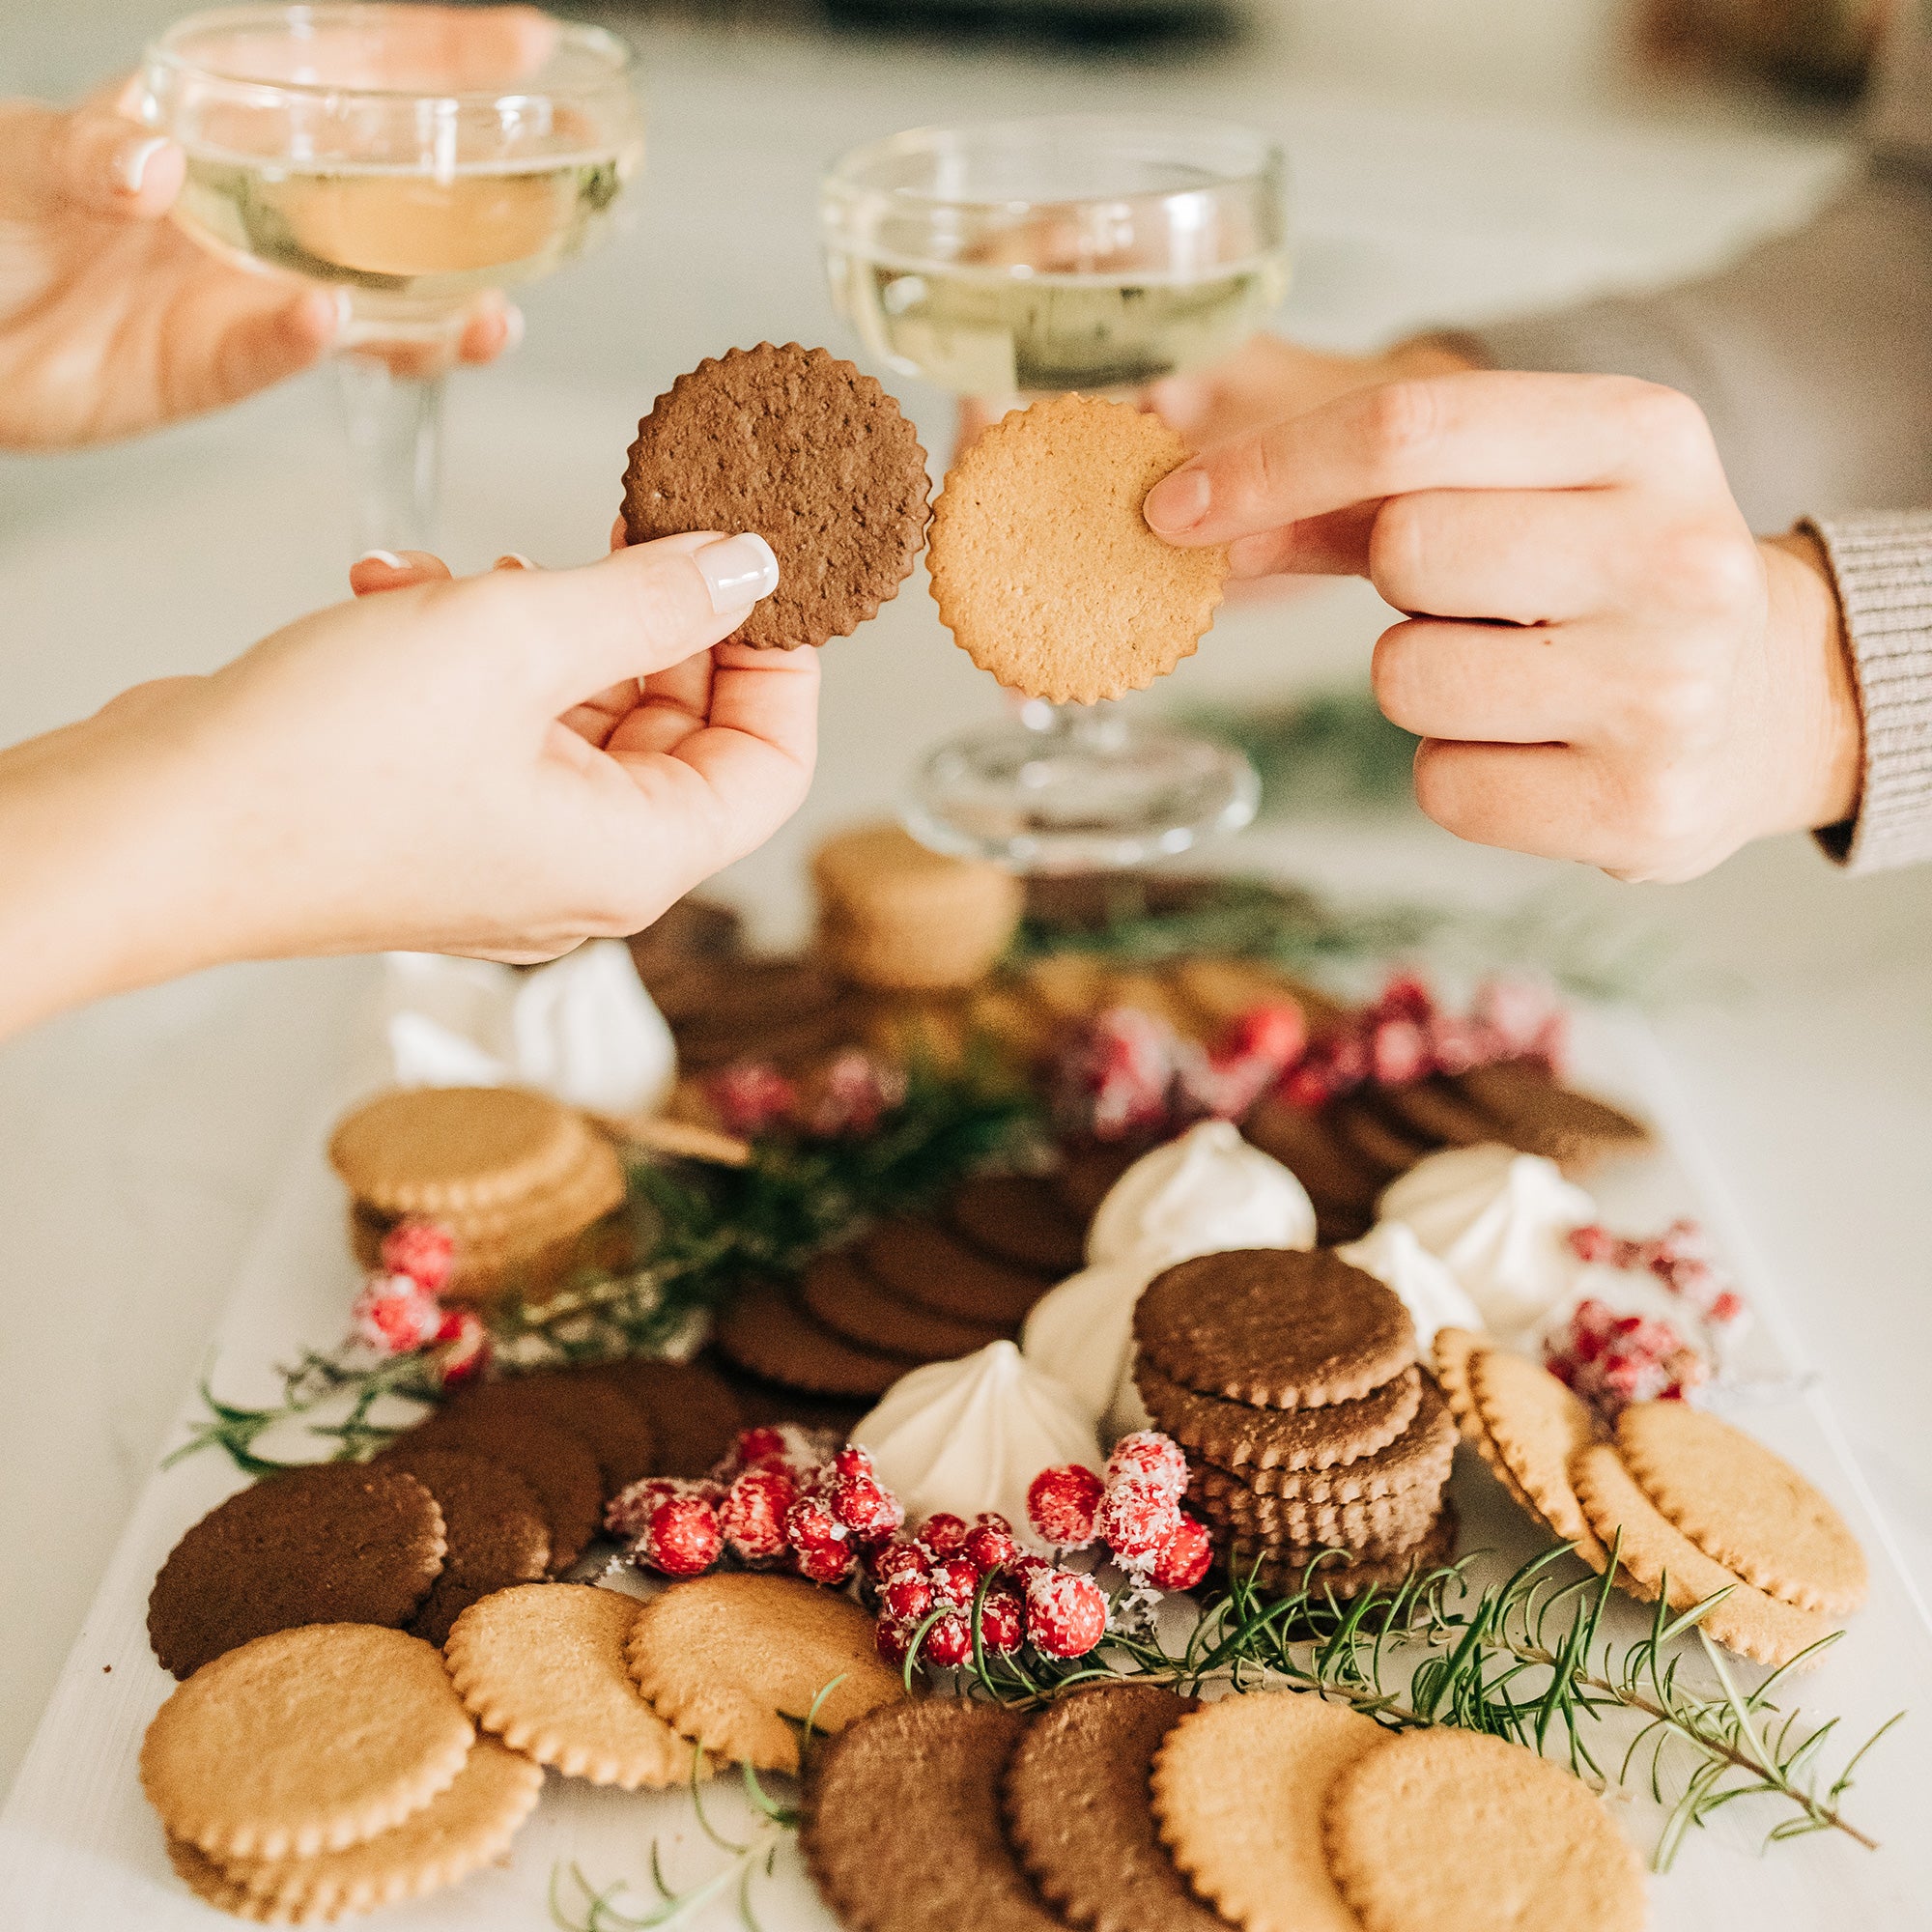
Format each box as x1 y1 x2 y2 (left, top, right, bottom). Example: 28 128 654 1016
1216 1501 1460 1601
621 343 929 651
928 395 1228 702
401 1406 603 1576
947 1173 1087 1277
801 1250 1007 1363
861 1217 1050 1328
588 1355 746 1479
148 1464 446 1680
714 1281 913 1400
1452 1061 1650 1173
437 1371 657 1498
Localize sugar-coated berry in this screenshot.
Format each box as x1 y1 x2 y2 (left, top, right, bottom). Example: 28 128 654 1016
1026 1464 1105 1548
973 1510 1012 1533
378 1219 456 1294
962 1522 1022 1577
721 1465 799 1563
928 1554 982 1609
881 1572 935 1625
642 1494 723 1577
786 1494 845 1548
792 1536 857 1586
1097 1475 1182 1562
1148 1512 1213 1591
829 1472 905 1541
917 1512 972 1558
606 1476 683 1541
1008 1551 1051 1587
874 1616 914 1666
832 1444 875 1483
729 1425 790 1473
433 1307 490 1385
921 1613 972 1668
1025 1570 1108 1659
1105 1432 1189 1500
978 1583 1026 1654
867 1538 930 1586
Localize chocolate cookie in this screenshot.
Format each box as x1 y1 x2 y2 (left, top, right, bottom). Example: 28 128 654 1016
1051 1142 1146 1223
946 1174 1086 1277
370 1445 552 1647
802 1698 1059 1932
1370 1075 1503 1153
1324 1095 1437 1182
1238 1099 1380 1243
437 1372 657 1499
621 343 929 651
1217 1499 1461 1601
588 1356 746 1479
801 1251 1009 1363
860 1218 1050 1328
401 1408 603 1576
148 1464 446 1680
1003 1685 1224 1932
1451 1061 1651 1172
714 1281 913 1399
1134 1249 1416 1409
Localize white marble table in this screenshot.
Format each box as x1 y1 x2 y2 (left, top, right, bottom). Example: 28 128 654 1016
4 0 1931 1853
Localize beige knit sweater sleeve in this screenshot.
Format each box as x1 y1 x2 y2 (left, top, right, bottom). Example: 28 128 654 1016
1469 11 1932 873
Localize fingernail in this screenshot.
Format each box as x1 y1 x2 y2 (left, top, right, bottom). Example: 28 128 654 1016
118 135 169 194
495 552 536 571
355 549 408 571
501 303 526 352
1144 466 1211 535
328 287 355 337
694 533 780 612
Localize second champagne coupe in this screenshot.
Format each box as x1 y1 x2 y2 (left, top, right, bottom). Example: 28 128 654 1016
822 113 1289 871
140 4 643 554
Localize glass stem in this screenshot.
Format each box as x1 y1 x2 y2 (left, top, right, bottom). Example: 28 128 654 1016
334 347 445 556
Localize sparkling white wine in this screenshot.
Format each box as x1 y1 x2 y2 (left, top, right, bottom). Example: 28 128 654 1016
174 149 630 302
828 252 1289 395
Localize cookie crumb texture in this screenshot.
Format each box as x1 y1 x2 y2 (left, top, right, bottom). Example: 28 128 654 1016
928 394 1228 703
621 343 930 651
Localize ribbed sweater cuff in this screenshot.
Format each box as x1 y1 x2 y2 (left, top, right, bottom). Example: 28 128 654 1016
1806 510 1932 873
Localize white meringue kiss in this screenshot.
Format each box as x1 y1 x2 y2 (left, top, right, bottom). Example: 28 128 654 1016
1337 1218 1483 1350
1020 1259 1159 1441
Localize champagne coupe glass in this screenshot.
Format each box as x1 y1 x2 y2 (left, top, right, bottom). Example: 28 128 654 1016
821 113 1288 871
139 4 643 554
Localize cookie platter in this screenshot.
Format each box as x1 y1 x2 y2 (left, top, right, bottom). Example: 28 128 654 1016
5 907 1931 1932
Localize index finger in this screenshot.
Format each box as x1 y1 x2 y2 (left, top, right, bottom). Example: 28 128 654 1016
1142 370 1724 550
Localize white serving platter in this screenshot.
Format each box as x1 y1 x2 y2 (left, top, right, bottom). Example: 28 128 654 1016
3 1010 1929 1930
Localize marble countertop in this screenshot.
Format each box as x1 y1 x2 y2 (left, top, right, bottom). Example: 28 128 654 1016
3 0 1930 1809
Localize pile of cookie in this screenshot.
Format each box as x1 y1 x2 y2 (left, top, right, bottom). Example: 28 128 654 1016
802 1681 1645 1932
1435 1328 1867 1668
1131 1249 1460 1598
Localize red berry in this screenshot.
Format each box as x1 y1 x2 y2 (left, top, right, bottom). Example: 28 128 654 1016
1098 1476 1182 1562
978 1584 1026 1654
1105 1432 1188 1500
962 1522 1022 1577
1009 1551 1051 1587
1025 1570 1108 1659
973 1510 1012 1533
1148 1512 1213 1591
378 1219 456 1293
432 1308 490 1385
1370 1015 1431 1088
1224 1001 1306 1068
881 1572 934 1625
829 1472 905 1542
921 1613 972 1668
1280 1062 1337 1110
1026 1465 1105 1548
730 1426 789 1472
792 1536 856 1586
874 1616 914 1666
721 1465 799 1563
918 1512 972 1557
928 1554 981 1609
832 1444 875 1483
607 1476 683 1541
867 1538 930 1586
641 1494 723 1577
785 1495 845 1552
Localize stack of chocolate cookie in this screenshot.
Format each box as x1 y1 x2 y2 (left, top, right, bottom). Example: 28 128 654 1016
1131 1248 1459 1597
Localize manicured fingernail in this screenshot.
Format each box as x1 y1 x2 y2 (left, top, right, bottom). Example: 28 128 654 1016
495 552 536 571
327 287 354 337
119 135 169 194
695 533 779 611
1144 466 1210 535
355 549 408 571
501 303 526 351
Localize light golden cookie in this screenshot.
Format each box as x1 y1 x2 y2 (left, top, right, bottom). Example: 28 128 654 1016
928 395 1229 703
141 1625 473 1861
627 1573 906 1773
1151 1690 1385 1932
1323 1727 1646 1932
1617 1400 1867 1616
1469 1348 1606 1563
445 1583 706 1788
1570 1442 1834 1671
168 1836 263 1919
1431 1330 1540 1518
213 1738 543 1917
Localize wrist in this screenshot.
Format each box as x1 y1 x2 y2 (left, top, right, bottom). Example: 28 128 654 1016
1758 529 1861 836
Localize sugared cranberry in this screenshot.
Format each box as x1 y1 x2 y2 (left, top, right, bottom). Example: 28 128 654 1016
917 1512 972 1558
1105 1432 1188 1500
1148 1513 1213 1591
978 1584 1027 1654
1026 1464 1105 1548
378 1220 456 1294
607 1476 683 1542
928 1554 981 1609
881 1572 935 1625
639 1494 723 1577
828 1472 904 1541
963 1522 1022 1577
721 1465 799 1563
921 1613 972 1668
1025 1570 1108 1659
1097 1475 1182 1562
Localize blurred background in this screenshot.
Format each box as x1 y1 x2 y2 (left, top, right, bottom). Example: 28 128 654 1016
2 0 1928 1791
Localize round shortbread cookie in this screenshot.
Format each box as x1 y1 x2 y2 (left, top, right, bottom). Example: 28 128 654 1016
1469 1347 1606 1563
1151 1690 1386 1932
1134 1249 1415 1409
212 1738 542 1917
445 1583 705 1787
927 394 1228 703
1432 1330 1543 1518
802 1698 1060 1932
1617 1400 1867 1616
627 1573 905 1773
1003 1685 1224 1932
140 1625 473 1861
1569 1442 1834 1670
587 1355 746 1479
1322 1727 1646 1932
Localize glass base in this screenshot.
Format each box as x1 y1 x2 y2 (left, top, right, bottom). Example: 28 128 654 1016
905 700 1259 873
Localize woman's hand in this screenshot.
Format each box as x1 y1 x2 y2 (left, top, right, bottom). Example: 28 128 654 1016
0 532 816 1034
1142 369 1861 882
0 88 514 450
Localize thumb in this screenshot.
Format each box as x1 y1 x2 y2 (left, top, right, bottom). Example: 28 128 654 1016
477 530 783 705
2 93 187 219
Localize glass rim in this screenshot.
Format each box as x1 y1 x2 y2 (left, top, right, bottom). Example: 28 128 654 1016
822 112 1286 211
143 3 636 107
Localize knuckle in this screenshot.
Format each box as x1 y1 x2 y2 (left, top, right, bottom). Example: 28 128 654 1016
1609 765 1705 873
1625 656 1727 747
1410 738 1478 836
1362 379 1441 472
1653 523 1758 614
1367 497 1427 606
1626 382 1714 464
